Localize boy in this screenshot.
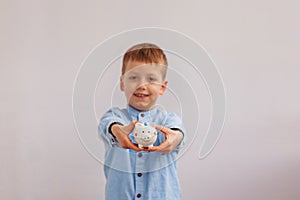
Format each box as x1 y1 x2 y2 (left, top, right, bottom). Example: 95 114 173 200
98 43 185 200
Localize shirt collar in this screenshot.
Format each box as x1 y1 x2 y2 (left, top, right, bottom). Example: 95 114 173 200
126 105 158 119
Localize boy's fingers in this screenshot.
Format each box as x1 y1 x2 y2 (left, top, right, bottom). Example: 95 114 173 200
128 121 136 129
126 141 141 151
123 120 137 135
155 125 166 132
125 136 142 151
150 140 169 152
155 125 170 138
130 120 137 127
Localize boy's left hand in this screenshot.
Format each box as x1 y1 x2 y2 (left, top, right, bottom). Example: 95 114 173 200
149 125 183 154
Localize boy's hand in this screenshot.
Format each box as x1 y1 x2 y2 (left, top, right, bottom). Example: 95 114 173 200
150 125 183 154
110 120 141 151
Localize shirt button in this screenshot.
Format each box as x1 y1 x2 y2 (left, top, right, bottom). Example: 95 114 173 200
137 173 142 177
138 153 143 157
137 193 142 198
140 113 145 117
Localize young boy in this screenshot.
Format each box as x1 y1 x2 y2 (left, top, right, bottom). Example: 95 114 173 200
98 43 185 200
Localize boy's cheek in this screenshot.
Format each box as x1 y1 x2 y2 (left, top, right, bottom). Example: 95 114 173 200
124 88 136 99
124 81 136 88
126 84 140 93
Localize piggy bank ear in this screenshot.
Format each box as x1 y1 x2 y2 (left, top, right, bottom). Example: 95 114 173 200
135 123 142 128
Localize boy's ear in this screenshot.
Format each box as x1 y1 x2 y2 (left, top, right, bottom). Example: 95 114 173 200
120 76 124 91
159 80 168 95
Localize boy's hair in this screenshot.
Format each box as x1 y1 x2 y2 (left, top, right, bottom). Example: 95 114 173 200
122 43 168 79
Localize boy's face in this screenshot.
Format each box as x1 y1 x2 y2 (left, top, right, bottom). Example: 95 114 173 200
120 61 168 111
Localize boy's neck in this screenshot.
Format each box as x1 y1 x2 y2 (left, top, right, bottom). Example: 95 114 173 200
127 104 156 112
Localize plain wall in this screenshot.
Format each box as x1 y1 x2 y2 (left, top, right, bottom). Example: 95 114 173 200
1 0 300 199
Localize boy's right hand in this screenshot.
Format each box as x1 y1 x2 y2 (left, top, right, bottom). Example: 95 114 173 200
110 120 141 151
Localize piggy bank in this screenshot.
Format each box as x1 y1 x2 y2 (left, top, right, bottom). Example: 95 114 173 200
133 122 157 148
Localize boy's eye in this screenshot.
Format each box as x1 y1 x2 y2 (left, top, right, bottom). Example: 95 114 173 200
148 77 156 82
129 76 137 80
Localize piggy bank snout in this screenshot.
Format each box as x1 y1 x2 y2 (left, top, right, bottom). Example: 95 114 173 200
143 135 151 140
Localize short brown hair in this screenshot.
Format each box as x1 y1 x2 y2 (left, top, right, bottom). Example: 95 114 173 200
122 43 168 78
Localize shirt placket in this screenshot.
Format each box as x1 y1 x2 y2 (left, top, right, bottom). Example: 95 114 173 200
135 151 145 199
134 111 151 199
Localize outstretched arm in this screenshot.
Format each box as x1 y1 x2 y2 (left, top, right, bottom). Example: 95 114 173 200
150 125 184 154
110 120 141 152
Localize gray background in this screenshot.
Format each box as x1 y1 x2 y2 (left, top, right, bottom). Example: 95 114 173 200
1 0 300 199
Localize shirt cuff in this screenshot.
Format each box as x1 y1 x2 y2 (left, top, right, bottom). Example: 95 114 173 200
170 128 184 134
170 127 185 150
108 122 123 144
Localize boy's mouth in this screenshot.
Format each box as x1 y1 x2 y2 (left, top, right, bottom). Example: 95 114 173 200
134 93 149 98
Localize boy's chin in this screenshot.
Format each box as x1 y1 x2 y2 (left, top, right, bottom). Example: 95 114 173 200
129 103 153 111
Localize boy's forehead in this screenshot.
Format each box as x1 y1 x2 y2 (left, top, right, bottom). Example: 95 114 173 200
124 61 166 74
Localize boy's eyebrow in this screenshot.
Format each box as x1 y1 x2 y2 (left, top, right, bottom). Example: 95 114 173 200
124 71 138 76
146 73 160 77
146 72 155 75
124 70 162 77
147 72 163 76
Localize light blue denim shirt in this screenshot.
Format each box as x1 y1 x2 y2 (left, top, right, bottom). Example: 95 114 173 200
98 105 185 200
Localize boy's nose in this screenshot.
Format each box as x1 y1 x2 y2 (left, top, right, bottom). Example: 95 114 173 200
136 79 148 89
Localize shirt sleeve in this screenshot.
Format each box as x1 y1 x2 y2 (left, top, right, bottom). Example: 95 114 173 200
164 112 186 151
98 107 127 146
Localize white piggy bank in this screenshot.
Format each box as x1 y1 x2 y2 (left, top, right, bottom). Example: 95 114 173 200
133 122 157 148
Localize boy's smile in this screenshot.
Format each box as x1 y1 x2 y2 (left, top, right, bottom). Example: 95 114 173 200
134 92 149 98
133 93 150 101
120 61 168 111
